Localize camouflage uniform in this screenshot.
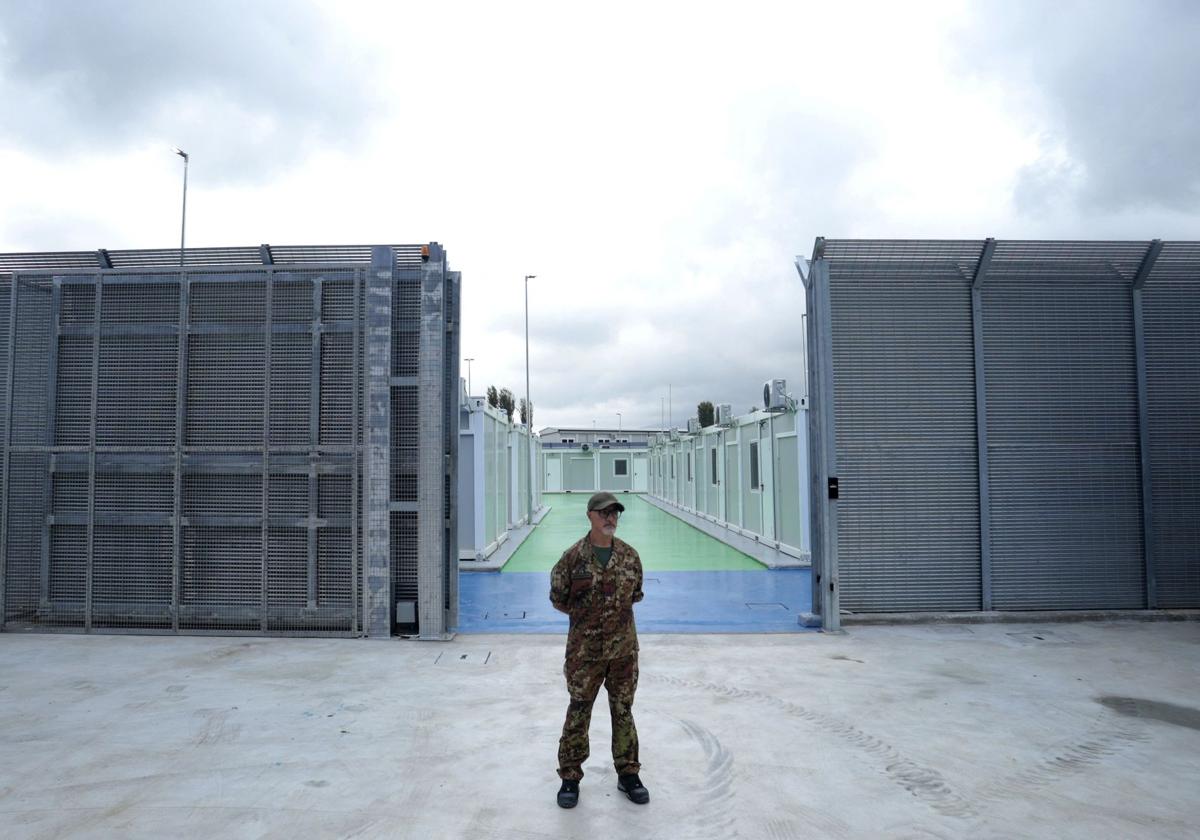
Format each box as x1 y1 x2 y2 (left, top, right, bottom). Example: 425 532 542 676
550 533 644 781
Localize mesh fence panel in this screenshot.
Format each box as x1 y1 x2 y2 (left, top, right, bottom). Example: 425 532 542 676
2 265 371 635
1 245 456 636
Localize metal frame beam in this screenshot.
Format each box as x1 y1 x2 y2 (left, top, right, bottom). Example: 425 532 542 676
173 268 189 631
57 321 357 338
797 245 841 632
364 247 393 638
308 278 322 610
85 275 103 632
971 237 996 610
445 270 461 632
260 272 273 633
47 262 366 279
417 244 450 639
351 268 361 635
0 279 19 627
1132 239 1163 608
40 281 62 616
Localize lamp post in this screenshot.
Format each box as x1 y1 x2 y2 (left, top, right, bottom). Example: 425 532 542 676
464 357 474 396
617 412 622 433
172 148 189 267
524 274 535 523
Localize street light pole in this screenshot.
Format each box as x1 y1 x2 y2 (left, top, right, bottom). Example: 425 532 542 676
524 274 535 523
172 148 189 267
464 357 474 396
617 412 622 433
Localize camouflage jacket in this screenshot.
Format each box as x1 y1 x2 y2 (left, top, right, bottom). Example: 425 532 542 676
549 534 644 661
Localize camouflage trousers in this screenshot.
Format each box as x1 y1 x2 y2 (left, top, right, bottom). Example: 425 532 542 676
557 653 640 781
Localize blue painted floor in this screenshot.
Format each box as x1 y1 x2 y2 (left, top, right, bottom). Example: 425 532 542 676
457 568 813 634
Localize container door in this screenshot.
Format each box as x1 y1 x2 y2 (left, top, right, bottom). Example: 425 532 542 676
546 453 562 492
632 455 648 492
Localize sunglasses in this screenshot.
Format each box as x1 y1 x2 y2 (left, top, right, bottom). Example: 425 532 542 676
595 508 622 520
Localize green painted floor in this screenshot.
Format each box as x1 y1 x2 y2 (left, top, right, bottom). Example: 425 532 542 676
502 493 765 572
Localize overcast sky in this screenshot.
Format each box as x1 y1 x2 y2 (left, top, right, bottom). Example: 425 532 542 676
2 0 1197 432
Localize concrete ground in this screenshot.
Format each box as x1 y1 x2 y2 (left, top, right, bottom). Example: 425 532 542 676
459 492 812 634
1 621 1198 839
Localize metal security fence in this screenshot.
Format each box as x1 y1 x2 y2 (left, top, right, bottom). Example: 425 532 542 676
799 239 1200 628
0 243 459 638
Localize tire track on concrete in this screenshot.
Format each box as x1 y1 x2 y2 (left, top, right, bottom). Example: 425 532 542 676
978 695 1148 802
675 718 739 840
648 673 977 820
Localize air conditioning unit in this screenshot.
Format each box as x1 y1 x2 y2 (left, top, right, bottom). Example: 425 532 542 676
669 429 680 441
686 417 700 434
717 404 733 426
763 379 787 411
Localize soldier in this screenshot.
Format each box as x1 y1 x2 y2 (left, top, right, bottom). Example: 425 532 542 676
549 491 650 809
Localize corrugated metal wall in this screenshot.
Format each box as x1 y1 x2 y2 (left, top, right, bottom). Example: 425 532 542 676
983 245 1145 609
1142 244 1200 607
827 243 983 612
0 244 459 636
807 238 1199 613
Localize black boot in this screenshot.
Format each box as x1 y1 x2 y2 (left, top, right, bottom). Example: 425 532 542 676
557 779 580 808
617 773 649 804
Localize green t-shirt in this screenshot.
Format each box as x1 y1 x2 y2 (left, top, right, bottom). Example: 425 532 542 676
592 544 613 569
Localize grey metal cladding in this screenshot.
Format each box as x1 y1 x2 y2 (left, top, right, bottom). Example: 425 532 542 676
1142 243 1200 608
983 245 1144 610
828 246 983 612
2 242 455 637
819 238 1198 614
417 246 447 638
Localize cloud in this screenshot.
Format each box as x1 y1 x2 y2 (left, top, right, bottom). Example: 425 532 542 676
959 0 1200 214
16 2 1194 434
477 95 871 431
0 0 378 182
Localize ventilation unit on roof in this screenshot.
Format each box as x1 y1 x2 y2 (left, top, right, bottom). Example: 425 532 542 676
686 417 700 435
763 379 787 412
717 404 733 426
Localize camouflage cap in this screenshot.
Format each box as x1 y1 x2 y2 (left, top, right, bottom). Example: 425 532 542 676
586 491 626 513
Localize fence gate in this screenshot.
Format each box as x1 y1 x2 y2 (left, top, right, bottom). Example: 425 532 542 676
802 238 1200 620
1 243 460 637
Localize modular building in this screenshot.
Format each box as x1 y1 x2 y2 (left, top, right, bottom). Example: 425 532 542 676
801 238 1200 630
0 243 460 638
647 403 810 561
540 443 651 495
458 394 542 562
